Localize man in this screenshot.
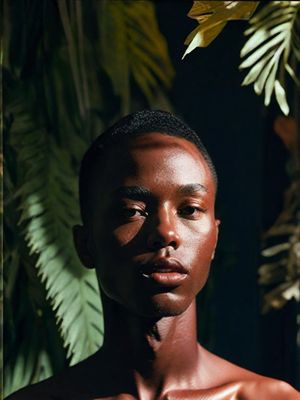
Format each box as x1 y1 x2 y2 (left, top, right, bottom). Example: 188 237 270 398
8 110 299 399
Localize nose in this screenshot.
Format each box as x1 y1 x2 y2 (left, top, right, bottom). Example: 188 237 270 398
147 206 181 251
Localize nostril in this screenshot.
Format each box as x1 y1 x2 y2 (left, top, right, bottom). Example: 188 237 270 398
147 220 181 251
149 238 178 251
169 240 177 249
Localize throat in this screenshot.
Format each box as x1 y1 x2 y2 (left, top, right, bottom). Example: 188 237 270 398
101 299 200 381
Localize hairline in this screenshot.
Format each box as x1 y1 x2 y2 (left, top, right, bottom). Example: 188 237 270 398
79 111 218 224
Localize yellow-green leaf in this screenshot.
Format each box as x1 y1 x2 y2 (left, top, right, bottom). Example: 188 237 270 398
274 79 290 115
183 1 258 56
240 1 300 113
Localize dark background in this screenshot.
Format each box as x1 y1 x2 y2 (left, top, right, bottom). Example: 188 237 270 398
156 0 298 387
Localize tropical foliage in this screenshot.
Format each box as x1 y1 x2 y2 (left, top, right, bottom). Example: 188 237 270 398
183 1 300 315
240 1 300 115
3 0 174 396
239 2 300 312
182 1 258 58
183 1 300 115
259 116 300 313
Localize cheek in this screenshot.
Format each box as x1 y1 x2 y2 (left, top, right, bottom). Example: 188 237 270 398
91 221 144 293
197 222 217 257
92 219 144 260
182 218 217 285
112 221 144 247
183 216 217 256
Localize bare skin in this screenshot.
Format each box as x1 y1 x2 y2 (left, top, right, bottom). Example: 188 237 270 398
7 133 300 400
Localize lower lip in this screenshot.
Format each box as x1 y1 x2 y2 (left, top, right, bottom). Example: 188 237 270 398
141 271 187 286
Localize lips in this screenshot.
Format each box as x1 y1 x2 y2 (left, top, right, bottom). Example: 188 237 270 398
139 257 188 287
141 257 187 274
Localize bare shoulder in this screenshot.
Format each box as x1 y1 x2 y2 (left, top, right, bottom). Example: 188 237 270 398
240 377 300 399
200 346 300 399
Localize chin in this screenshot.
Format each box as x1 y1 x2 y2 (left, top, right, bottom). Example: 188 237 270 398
133 292 193 319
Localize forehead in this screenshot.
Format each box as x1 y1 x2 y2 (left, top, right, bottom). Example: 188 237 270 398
129 132 202 159
103 132 215 193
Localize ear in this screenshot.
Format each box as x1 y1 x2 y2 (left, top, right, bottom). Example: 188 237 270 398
73 225 94 269
211 219 221 260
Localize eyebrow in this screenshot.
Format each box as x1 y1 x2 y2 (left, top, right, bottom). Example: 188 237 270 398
177 183 208 194
113 186 151 199
112 183 207 199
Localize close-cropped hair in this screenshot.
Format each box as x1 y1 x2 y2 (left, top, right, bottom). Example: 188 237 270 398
79 109 217 224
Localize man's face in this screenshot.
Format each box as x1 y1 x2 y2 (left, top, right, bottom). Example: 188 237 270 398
87 132 219 318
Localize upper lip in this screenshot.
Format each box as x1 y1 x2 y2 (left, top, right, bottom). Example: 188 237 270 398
140 257 188 275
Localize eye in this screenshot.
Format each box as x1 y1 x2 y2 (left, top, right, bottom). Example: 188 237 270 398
178 205 205 219
121 207 148 219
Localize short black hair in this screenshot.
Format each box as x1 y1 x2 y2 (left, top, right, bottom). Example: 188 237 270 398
79 109 217 224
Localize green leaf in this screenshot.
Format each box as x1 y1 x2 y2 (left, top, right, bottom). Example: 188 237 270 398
264 53 285 106
285 62 300 85
4 0 175 393
241 20 291 57
97 0 174 112
261 242 290 257
245 6 296 35
241 51 274 86
291 5 300 61
253 42 284 95
240 31 286 69
182 22 226 58
8 82 104 368
274 79 290 114
183 1 258 56
240 1 300 114
57 0 85 118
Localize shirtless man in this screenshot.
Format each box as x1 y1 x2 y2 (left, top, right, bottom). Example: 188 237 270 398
7 110 300 399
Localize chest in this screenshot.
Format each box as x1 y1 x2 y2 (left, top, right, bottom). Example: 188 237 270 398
93 383 243 400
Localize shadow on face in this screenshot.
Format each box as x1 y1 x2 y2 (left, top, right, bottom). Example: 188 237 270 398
74 132 220 318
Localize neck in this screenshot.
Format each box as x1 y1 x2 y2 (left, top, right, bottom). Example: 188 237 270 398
99 296 200 397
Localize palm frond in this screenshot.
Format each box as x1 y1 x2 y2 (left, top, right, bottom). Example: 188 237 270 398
4 0 175 392
258 144 300 313
97 0 174 112
4 322 53 397
291 5 300 61
240 1 300 115
7 82 103 365
57 0 86 118
3 197 66 397
3 249 70 397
